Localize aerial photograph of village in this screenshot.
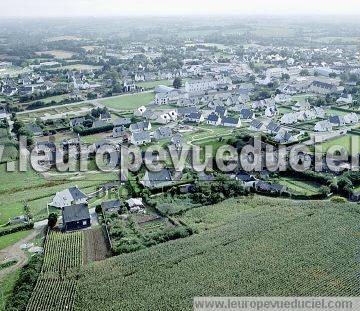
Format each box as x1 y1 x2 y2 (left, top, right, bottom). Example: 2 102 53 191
0 0 359 310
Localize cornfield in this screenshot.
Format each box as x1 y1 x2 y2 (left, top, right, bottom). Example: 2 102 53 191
26 231 84 311
73 197 360 310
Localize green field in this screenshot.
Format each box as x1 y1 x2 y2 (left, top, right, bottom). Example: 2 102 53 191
136 79 172 89
54 64 101 71
0 128 18 163
0 230 31 250
100 92 154 110
73 197 359 310
0 269 21 310
276 177 320 195
316 134 360 154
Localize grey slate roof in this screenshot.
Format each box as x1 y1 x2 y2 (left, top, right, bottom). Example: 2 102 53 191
130 121 150 132
62 203 90 223
113 118 131 127
132 131 151 142
240 109 254 119
222 117 239 125
207 112 220 122
101 200 121 211
154 126 172 140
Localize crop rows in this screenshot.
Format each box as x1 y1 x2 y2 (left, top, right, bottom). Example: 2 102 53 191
27 231 85 311
26 276 76 311
74 197 360 310
42 231 84 274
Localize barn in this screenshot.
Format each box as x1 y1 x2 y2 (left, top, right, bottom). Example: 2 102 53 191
62 203 91 232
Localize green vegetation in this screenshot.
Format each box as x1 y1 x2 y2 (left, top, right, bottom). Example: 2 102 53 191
26 231 84 311
0 230 31 251
74 197 359 310
316 134 360 154
42 232 84 273
0 270 21 310
275 177 321 195
100 92 154 110
0 127 18 163
0 166 118 225
5 254 43 311
0 260 17 271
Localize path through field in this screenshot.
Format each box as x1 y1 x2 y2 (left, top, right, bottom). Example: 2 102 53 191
0 229 39 280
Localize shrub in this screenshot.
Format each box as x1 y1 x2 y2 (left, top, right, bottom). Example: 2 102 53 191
330 196 347 203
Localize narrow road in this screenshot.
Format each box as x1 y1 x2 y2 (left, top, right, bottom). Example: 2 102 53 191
0 230 40 280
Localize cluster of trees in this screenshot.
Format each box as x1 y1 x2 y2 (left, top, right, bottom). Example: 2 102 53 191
191 175 249 205
281 169 360 199
110 216 194 255
12 118 34 145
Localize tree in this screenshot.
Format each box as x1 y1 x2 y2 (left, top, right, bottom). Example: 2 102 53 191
173 77 182 89
95 205 103 214
281 73 290 80
319 185 331 197
300 69 310 76
48 213 58 228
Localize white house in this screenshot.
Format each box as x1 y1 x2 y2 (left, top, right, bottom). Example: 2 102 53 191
265 106 278 118
185 79 217 94
292 101 310 112
131 131 151 146
157 113 172 124
274 94 292 104
155 93 169 105
249 119 266 132
336 94 353 105
314 120 333 132
344 113 359 124
134 105 147 117
207 113 222 126
49 186 88 209
280 113 298 125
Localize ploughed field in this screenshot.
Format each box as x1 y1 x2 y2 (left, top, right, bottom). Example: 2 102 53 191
72 197 359 310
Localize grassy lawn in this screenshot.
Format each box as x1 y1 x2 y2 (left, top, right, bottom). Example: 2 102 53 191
0 269 20 310
316 134 360 154
276 177 320 195
0 163 46 194
100 92 154 110
136 79 172 89
35 50 74 59
80 132 111 145
58 64 102 71
292 94 316 103
0 129 18 163
25 94 69 105
326 108 351 117
0 230 31 251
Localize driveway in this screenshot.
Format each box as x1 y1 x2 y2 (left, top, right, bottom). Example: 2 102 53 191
0 230 40 280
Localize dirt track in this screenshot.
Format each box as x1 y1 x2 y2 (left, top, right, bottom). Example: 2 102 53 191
0 230 40 280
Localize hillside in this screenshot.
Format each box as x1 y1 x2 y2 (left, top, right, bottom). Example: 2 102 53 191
74 197 360 311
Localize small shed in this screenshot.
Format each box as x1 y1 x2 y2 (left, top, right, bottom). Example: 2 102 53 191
62 203 91 232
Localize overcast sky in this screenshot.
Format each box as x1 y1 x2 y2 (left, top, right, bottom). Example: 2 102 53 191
1 0 360 17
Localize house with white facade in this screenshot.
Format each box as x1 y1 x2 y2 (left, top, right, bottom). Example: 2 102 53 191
314 120 333 132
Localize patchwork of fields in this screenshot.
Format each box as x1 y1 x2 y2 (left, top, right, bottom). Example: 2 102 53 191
72 197 359 310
